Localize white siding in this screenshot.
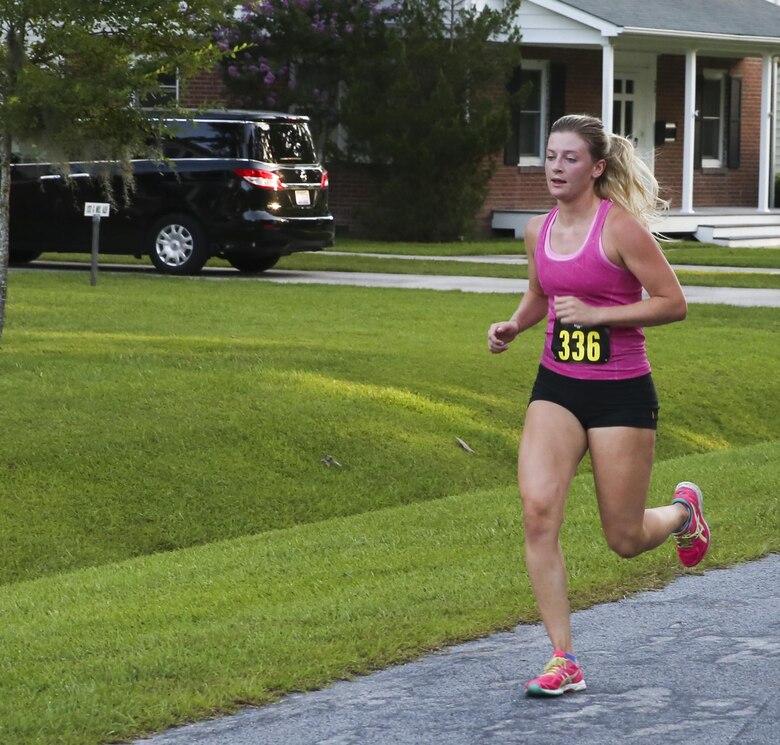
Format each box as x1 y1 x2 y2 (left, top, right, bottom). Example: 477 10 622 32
518 1 612 46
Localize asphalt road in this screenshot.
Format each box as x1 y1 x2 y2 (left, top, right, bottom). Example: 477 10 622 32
136 554 780 745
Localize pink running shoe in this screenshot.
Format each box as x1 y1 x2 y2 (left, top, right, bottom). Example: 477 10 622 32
525 650 586 697
672 481 710 567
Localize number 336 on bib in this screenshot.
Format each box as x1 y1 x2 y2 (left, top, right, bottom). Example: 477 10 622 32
551 319 611 364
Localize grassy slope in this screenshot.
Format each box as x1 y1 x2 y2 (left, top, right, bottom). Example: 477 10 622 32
2 273 778 585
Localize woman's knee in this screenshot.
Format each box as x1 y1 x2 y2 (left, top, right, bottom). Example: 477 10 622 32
520 489 564 542
604 530 644 559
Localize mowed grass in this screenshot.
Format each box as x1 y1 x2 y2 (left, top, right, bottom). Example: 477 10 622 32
3 443 777 745
0 270 778 744
2 275 525 583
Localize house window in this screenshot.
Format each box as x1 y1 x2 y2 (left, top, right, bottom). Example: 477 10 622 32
505 61 549 166
613 77 635 140
140 72 179 107
700 70 726 167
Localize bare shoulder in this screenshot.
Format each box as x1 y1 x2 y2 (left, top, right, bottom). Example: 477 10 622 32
603 203 660 263
604 203 647 238
524 213 548 247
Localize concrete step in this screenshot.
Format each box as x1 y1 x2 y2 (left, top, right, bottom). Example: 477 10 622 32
695 223 780 247
492 209 780 244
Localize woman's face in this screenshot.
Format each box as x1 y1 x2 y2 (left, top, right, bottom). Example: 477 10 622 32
545 130 605 202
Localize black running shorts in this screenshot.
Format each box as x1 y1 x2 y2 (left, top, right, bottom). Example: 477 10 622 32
529 364 659 430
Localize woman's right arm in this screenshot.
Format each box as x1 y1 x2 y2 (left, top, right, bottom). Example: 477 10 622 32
487 217 549 354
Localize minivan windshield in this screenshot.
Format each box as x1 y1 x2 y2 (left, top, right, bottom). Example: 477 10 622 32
252 122 318 163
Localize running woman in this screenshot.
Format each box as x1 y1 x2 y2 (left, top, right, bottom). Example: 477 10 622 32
487 114 710 697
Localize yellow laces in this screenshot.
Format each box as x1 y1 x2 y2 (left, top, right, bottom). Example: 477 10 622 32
676 521 708 548
543 656 568 674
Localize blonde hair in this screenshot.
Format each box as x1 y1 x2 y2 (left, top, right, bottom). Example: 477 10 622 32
550 114 668 228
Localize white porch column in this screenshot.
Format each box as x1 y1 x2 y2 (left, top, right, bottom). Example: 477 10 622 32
601 42 614 131
758 53 774 212
681 50 697 214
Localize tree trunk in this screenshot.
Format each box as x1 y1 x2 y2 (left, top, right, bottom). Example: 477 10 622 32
0 133 11 345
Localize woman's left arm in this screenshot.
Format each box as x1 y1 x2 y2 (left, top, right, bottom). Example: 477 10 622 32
554 208 687 328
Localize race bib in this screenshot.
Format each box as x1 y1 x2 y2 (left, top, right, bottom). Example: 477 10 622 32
552 319 611 364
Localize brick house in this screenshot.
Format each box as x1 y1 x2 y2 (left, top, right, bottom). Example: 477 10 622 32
184 0 780 244
490 0 780 244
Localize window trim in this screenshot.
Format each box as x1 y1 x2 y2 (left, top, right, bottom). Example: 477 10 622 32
515 60 549 167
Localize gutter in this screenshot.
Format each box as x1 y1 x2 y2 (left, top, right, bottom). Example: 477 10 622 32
619 26 780 48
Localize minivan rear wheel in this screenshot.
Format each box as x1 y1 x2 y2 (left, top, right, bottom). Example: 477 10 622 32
147 214 209 275
9 249 43 265
226 254 281 273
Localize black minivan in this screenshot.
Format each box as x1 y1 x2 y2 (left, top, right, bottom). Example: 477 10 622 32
9 110 335 275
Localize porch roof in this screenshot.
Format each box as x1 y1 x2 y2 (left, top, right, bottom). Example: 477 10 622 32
557 0 780 40
523 0 780 54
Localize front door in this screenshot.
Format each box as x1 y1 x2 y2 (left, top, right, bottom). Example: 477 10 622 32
614 55 656 171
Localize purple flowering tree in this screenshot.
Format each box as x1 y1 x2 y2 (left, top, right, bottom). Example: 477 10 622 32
215 0 398 151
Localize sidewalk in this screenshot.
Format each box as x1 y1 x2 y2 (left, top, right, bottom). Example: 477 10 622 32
257 251 778 307
324 250 780 274
252 269 780 307
137 554 780 745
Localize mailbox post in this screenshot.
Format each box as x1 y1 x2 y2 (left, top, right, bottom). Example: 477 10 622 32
83 202 110 286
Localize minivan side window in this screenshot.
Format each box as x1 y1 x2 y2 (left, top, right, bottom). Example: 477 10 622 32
252 122 317 163
161 121 247 159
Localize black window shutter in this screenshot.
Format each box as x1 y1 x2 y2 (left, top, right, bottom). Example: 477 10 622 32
504 108 520 165
727 75 741 169
549 63 566 128
504 65 523 165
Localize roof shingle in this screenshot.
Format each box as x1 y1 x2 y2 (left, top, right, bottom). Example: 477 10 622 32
557 0 780 39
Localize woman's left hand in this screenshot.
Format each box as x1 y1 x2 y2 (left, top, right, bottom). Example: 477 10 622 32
553 296 601 326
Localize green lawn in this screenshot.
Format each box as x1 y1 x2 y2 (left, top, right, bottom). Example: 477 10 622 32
0 270 778 744
660 242 780 268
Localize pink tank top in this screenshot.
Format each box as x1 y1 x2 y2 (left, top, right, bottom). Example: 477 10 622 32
535 199 651 380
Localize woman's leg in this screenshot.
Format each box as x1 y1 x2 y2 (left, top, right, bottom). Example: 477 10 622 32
588 426 688 558
518 400 588 653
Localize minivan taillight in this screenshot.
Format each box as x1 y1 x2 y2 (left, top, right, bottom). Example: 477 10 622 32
320 170 329 189
234 168 283 190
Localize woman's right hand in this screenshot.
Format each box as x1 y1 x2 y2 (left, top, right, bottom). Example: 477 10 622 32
487 320 520 354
